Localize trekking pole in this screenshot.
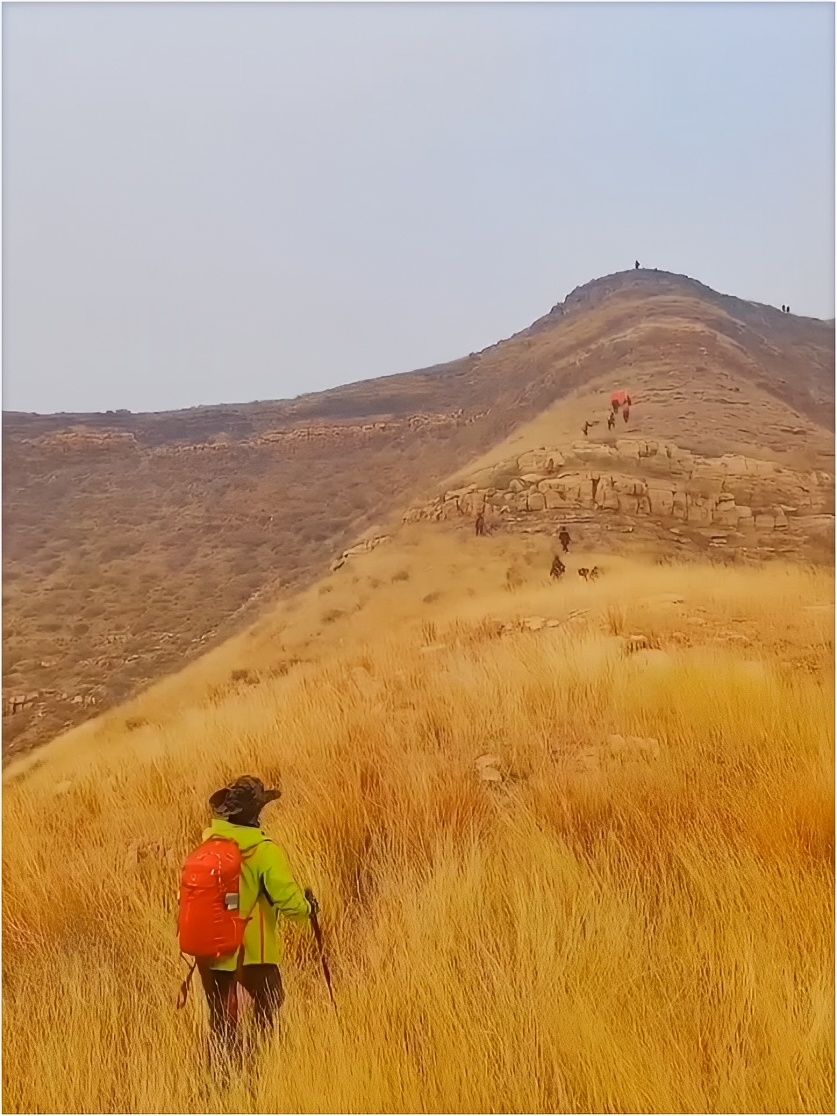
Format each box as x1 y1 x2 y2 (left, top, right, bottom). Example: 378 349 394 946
305 888 337 1011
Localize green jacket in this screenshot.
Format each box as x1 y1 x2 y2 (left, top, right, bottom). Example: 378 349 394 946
203 819 311 970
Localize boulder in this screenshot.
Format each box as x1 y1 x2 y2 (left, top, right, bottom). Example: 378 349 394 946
475 754 501 769
638 441 661 458
617 493 641 514
687 499 714 526
689 462 727 492
713 502 740 527
615 439 640 460
647 483 675 516
573 443 618 463
719 454 749 475
595 480 620 511
527 491 546 512
539 473 592 507
542 489 568 509
477 766 503 784
796 515 835 537
460 492 485 516
667 445 695 471
613 477 648 497
754 514 775 531
518 449 564 473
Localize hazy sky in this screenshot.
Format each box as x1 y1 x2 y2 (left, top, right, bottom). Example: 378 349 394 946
3 2 834 415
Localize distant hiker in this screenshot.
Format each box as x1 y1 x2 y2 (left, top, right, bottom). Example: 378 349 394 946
546 457 555 474
475 510 486 537
178 776 315 1061
558 527 571 554
607 412 616 431
550 555 566 580
635 260 640 270
781 305 786 313
582 421 591 437
787 305 790 314
622 405 630 424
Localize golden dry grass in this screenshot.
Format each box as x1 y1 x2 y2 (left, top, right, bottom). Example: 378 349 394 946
3 529 834 1113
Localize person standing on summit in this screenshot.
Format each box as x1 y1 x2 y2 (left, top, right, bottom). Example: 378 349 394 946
178 776 315 1059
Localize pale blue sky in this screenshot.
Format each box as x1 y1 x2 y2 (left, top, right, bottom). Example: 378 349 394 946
3 2 834 415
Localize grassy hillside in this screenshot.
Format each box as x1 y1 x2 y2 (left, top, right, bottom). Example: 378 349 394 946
4 524 833 1113
3 269 833 758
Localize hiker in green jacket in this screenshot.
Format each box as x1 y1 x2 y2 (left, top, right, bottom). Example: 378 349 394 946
200 776 314 1054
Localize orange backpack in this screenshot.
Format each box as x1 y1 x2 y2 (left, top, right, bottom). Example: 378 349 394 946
176 836 257 1007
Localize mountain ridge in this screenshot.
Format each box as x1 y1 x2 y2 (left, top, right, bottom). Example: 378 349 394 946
4 268 833 757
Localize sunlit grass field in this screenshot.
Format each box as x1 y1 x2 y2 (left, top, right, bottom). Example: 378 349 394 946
3 529 833 1113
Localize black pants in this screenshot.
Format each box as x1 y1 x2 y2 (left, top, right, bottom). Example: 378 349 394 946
198 962 284 1058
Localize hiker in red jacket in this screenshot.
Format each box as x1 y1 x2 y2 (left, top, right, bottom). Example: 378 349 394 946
191 776 313 1058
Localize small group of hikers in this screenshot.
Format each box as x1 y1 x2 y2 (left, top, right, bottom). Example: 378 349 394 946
583 392 632 438
609 391 632 428
549 526 573 579
550 529 600 582
178 775 326 1062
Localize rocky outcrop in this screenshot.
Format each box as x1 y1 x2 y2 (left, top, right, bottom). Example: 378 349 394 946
5 691 40 715
3 690 97 716
331 534 391 571
403 437 834 536
25 430 138 453
148 411 491 457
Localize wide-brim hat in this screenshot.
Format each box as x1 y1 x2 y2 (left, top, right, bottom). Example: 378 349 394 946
209 775 282 819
